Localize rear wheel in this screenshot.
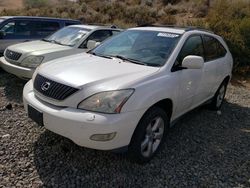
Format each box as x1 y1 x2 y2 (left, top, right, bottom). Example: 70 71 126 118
210 81 228 110
128 107 169 163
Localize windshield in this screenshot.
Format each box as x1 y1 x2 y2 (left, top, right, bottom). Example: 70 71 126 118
91 30 181 66
0 19 5 24
44 27 90 46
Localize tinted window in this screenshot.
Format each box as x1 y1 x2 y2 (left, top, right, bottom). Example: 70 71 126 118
203 35 227 61
176 35 204 65
65 22 79 26
0 21 15 34
0 20 34 37
80 30 112 48
34 21 60 37
112 30 121 35
15 20 34 36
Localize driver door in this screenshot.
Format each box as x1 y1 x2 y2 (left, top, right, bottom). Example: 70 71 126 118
172 35 205 117
0 20 34 54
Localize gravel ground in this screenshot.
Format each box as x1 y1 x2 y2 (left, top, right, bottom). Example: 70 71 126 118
0 70 250 188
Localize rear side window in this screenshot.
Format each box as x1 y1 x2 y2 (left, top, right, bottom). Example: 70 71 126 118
203 35 227 61
176 35 204 65
33 21 60 37
65 22 79 26
112 30 121 36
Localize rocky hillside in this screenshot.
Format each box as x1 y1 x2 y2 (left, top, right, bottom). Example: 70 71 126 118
0 0 23 10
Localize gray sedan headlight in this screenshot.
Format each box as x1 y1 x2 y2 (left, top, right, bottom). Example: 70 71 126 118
21 56 44 68
78 89 134 114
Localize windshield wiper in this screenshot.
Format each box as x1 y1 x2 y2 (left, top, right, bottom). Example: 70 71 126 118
41 38 51 42
42 39 69 46
88 52 112 59
113 55 149 66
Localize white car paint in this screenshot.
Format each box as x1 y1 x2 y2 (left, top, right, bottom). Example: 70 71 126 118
23 27 233 151
0 25 121 79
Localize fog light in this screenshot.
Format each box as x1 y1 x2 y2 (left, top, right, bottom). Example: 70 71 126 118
90 132 116 141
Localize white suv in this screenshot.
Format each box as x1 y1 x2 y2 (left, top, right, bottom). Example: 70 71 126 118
0 24 121 79
23 26 233 163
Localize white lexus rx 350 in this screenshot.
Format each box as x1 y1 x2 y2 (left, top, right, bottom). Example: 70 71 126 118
23 26 233 163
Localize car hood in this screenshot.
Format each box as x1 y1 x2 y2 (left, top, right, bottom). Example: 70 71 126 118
8 40 71 54
37 53 160 89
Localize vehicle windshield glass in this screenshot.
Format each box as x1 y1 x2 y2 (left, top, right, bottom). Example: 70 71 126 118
45 27 90 46
91 30 181 67
0 19 5 23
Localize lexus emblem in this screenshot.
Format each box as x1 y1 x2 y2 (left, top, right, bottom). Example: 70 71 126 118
41 82 51 91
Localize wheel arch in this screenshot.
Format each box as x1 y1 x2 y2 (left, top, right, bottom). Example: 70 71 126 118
223 75 231 84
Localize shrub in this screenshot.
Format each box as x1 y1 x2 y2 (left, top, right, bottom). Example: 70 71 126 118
206 0 250 68
24 0 49 8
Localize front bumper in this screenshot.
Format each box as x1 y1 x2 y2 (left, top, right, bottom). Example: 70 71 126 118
0 57 34 79
23 80 146 150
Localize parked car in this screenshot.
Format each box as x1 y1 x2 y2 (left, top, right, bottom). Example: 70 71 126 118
23 25 233 163
0 24 121 79
0 16 81 55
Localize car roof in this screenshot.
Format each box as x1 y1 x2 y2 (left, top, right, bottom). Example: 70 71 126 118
0 16 79 22
68 24 121 31
131 24 213 35
131 27 186 34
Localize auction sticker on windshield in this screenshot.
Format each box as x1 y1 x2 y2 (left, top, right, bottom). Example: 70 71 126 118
157 33 180 38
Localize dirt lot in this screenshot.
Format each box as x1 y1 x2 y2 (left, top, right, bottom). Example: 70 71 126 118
0 69 250 188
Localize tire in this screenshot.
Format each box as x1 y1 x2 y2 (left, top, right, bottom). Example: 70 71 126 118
209 80 228 110
128 106 170 164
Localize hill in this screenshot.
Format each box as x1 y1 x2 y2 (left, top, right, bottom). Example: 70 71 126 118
0 0 23 10
0 0 249 73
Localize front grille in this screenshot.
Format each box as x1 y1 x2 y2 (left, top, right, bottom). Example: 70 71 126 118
34 74 79 101
5 49 22 61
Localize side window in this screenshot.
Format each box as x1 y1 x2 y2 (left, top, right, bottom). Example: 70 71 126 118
80 30 112 48
15 20 34 36
203 35 227 61
0 20 36 38
0 21 15 34
33 21 60 37
176 35 204 66
112 30 120 36
65 22 78 26
216 40 227 58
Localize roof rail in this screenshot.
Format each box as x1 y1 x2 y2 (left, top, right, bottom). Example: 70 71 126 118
86 23 118 29
137 24 187 30
137 23 213 33
185 26 214 33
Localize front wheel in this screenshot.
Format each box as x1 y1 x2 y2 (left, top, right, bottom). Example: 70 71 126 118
128 107 169 163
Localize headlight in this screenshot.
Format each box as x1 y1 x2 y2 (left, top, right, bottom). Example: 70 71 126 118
21 56 44 68
78 89 134 114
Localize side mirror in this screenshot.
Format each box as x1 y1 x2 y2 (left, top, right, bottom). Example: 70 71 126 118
182 55 204 69
0 31 6 39
87 40 100 50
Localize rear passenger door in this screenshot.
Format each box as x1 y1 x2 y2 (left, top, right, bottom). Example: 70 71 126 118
200 35 227 98
32 20 60 39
